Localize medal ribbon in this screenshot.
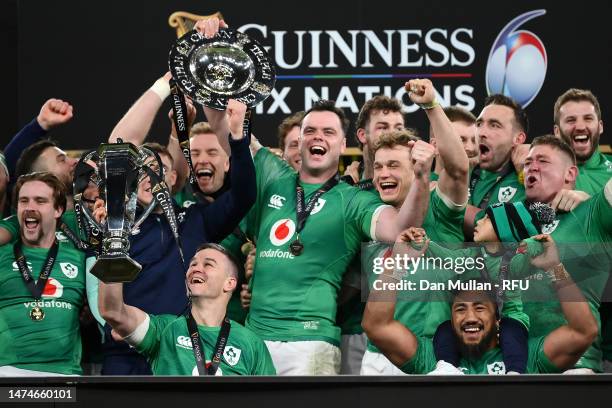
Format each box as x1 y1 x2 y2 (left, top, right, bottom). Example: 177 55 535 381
13 239 59 299
186 311 231 376
295 173 339 236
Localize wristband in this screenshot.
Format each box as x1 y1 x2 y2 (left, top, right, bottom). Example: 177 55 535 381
149 78 171 100
419 98 440 110
546 263 570 283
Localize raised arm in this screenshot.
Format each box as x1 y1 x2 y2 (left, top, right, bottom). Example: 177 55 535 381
4 98 73 175
108 73 171 144
407 79 469 205
531 235 599 370
98 280 147 338
362 229 428 366
201 103 257 242
375 140 434 242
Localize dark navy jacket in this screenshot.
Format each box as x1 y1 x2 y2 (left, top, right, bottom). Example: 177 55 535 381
102 135 256 358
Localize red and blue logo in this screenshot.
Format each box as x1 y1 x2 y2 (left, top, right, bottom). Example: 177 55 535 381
486 10 547 108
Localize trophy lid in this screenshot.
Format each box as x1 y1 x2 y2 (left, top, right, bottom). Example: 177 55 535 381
168 28 276 110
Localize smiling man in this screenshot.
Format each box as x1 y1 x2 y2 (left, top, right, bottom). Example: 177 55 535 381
363 230 598 374
0 172 87 376
553 88 611 195
98 243 275 375
239 96 433 375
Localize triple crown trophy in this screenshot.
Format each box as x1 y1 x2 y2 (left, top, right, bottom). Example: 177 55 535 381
75 25 275 283
74 142 167 283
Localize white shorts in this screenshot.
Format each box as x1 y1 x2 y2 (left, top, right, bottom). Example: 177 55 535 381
360 349 407 375
0 366 76 377
264 340 340 375
340 333 366 375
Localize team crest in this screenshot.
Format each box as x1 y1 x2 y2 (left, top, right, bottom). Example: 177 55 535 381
60 262 79 279
487 361 506 374
541 220 559 234
498 186 517 203
309 198 326 215
55 231 68 242
223 346 242 366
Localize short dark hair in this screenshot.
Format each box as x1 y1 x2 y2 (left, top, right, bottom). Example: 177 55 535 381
14 172 67 215
278 111 305 150
304 100 350 136
15 140 58 178
554 88 602 125
484 94 529 134
443 106 477 124
355 96 404 147
530 134 576 165
195 243 239 280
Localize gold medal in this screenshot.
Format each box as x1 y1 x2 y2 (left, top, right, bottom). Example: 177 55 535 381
30 306 45 321
241 241 255 256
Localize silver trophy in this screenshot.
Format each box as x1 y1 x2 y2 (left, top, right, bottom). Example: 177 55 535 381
75 141 161 283
168 28 276 110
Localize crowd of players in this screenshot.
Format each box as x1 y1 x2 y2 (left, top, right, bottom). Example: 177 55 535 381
0 17 610 376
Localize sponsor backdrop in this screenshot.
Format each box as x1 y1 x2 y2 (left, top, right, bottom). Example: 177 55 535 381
6 0 611 150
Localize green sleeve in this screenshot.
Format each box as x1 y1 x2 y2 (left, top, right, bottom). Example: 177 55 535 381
134 314 175 361
528 336 562 373
253 338 277 375
345 188 388 241
589 180 612 240
85 256 105 327
399 336 437 374
0 215 18 242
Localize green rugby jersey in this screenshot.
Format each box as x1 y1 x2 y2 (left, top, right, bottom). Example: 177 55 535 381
469 166 525 208
367 188 466 353
400 336 559 374
523 184 612 371
245 148 389 345
135 314 276 375
575 150 612 195
0 240 86 374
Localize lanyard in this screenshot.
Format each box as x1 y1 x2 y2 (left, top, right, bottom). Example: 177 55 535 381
469 162 514 209
13 239 59 299
291 173 339 256
186 311 231 376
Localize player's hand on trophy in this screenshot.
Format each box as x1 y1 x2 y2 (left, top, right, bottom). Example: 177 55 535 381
227 99 248 140
92 198 107 225
37 98 74 130
405 79 436 106
194 16 228 39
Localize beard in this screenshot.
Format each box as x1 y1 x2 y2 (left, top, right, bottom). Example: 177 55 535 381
455 326 497 361
560 129 601 163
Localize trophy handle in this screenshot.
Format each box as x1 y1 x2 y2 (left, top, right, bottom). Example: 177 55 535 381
131 146 165 233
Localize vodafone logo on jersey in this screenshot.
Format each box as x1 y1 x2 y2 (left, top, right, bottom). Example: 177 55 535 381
269 219 296 246
41 278 64 298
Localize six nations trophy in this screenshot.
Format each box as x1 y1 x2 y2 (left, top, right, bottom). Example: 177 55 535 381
74 24 276 283
73 142 178 283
